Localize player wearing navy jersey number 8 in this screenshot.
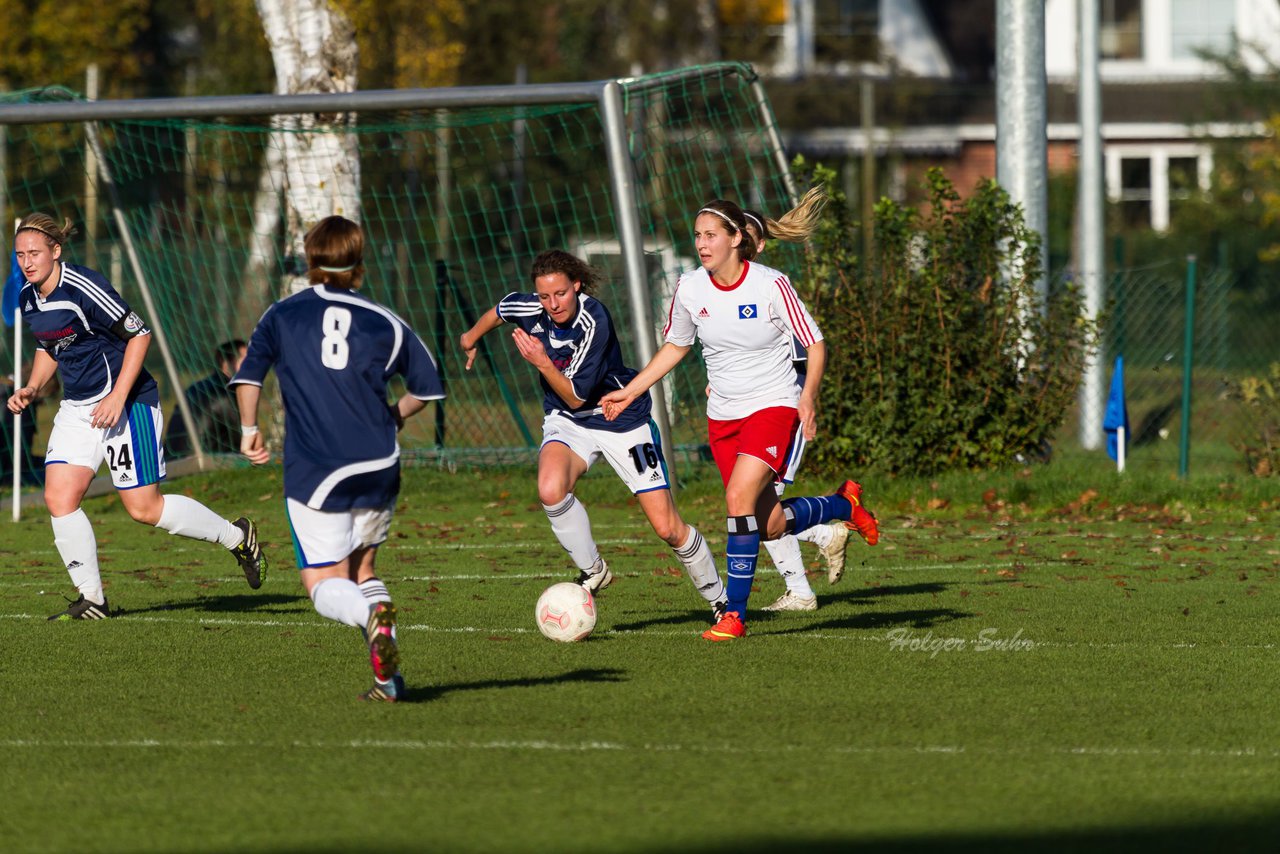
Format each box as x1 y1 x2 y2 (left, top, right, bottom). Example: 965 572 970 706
459 249 726 619
5 213 267 621
232 216 445 702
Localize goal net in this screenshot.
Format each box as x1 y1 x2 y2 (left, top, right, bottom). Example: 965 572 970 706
1 62 799 476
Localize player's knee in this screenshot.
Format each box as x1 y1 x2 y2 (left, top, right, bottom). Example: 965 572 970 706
650 517 684 546
128 503 163 526
538 481 569 507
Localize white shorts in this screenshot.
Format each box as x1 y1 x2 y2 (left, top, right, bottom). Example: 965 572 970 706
286 497 394 568
776 420 807 494
541 412 670 494
46 399 166 489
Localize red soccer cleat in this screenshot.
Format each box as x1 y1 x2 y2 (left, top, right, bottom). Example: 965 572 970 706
837 480 880 546
701 609 746 641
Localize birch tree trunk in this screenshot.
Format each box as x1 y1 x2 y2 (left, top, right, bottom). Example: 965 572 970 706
246 0 360 303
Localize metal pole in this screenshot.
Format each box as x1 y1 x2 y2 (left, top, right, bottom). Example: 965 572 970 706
84 124 208 471
600 80 677 490
1077 0 1105 450
996 0 1050 300
1178 255 1196 479
750 77 797 204
861 78 876 270
84 64 99 269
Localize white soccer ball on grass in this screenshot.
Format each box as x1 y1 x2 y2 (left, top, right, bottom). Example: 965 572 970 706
535 582 597 642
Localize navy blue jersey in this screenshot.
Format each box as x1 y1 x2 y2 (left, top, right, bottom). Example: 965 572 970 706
497 291 650 432
20 263 158 406
231 285 444 511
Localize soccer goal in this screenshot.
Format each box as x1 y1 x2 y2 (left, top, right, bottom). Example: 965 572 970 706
0 62 799 478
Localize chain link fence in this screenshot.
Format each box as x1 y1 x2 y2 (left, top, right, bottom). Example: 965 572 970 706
1066 257 1280 474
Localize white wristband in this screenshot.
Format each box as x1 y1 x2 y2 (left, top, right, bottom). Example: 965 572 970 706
240 424 260 436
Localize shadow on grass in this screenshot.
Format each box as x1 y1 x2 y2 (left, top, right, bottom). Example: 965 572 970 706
764 607 970 635
665 816 1280 852
401 667 626 704
610 581 959 634
119 592 306 616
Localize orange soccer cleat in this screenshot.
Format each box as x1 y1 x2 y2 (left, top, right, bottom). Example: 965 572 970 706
837 480 880 547
701 609 746 641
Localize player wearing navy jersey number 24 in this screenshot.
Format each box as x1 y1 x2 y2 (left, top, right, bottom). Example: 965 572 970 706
232 216 444 702
602 197 876 641
5 213 267 621
459 249 726 618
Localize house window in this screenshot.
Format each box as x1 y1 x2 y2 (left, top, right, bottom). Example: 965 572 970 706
1118 156 1152 228
1101 0 1143 60
1106 145 1211 232
814 0 879 66
1170 0 1235 60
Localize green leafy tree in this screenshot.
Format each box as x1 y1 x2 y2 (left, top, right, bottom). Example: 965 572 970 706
799 162 1096 476
0 0 149 94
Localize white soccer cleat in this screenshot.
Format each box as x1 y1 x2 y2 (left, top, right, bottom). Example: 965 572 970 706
821 520 850 585
576 560 613 593
762 591 818 612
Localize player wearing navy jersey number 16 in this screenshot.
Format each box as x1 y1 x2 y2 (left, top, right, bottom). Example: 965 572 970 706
459 249 726 618
601 197 876 641
232 215 444 702
5 213 267 621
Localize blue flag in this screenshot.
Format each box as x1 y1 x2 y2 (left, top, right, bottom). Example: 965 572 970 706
2 250 22 327
1102 355 1129 461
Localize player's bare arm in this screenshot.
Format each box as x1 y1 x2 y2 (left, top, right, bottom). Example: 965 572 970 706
89 332 151 429
798 339 826 441
234 383 270 465
601 341 690 420
459 307 504 371
511 327 584 408
6 350 58 414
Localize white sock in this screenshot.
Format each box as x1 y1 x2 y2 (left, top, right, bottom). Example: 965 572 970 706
358 578 391 604
543 493 600 571
51 509 104 604
763 535 814 598
156 495 242 549
311 578 371 629
798 520 834 549
673 526 725 607
359 578 396 640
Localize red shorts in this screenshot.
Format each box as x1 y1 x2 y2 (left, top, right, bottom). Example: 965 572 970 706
707 406 800 487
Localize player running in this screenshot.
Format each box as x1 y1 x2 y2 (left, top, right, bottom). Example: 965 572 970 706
5 213 266 620
602 197 878 641
232 216 443 702
739 197 879 612
459 249 726 619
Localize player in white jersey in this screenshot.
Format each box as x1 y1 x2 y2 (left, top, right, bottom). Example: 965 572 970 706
740 195 879 613
233 216 444 702
602 197 876 641
459 250 725 619
5 213 267 621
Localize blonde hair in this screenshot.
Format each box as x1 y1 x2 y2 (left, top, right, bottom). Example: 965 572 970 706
760 186 828 244
16 213 77 247
304 216 365 289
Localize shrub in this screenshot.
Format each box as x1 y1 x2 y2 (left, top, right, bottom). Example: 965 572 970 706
796 162 1097 476
1237 363 1280 476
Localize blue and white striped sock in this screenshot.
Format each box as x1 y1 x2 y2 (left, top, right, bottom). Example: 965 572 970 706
725 515 760 617
781 494 852 536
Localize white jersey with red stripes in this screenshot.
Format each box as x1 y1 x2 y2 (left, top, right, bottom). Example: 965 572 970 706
663 260 822 420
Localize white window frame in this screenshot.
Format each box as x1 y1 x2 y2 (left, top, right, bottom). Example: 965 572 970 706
1104 141 1212 230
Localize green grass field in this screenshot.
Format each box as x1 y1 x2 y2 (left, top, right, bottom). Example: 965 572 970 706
2 461 1279 852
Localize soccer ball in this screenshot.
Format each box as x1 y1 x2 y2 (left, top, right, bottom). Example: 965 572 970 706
535 582 597 642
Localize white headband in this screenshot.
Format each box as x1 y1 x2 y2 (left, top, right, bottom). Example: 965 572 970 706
318 264 356 273
696 207 740 230
743 211 765 234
